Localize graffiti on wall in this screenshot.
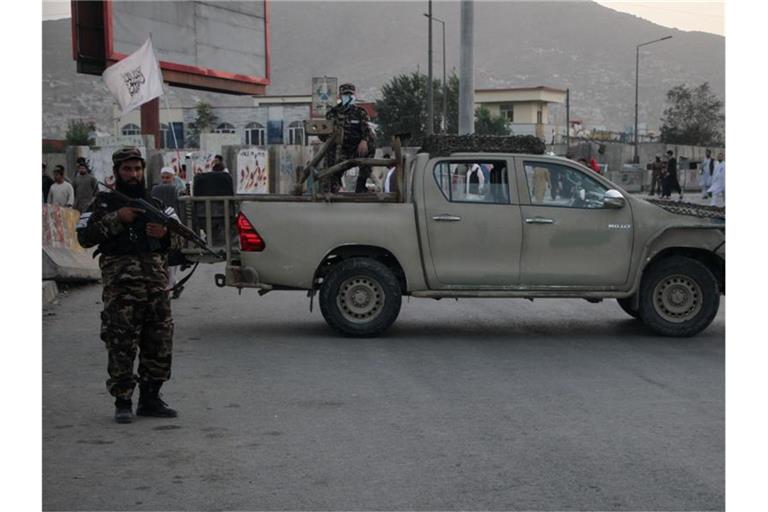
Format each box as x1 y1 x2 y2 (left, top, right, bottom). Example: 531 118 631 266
237 148 269 194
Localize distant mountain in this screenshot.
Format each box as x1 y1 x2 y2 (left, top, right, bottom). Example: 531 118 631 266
42 1 724 138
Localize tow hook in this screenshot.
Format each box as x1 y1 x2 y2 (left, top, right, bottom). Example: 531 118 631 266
214 273 226 288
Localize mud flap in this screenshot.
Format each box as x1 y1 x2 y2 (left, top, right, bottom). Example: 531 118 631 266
308 288 315 313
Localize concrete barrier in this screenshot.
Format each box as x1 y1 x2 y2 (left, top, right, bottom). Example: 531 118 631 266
42 205 100 282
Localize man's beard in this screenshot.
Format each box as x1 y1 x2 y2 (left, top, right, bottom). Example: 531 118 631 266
115 174 147 198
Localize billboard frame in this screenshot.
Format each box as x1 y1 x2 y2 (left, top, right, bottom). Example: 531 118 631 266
71 0 270 95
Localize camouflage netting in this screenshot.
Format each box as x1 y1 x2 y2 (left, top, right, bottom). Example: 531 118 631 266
647 199 725 220
418 134 547 156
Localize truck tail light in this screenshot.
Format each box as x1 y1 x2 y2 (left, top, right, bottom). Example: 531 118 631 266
236 212 265 252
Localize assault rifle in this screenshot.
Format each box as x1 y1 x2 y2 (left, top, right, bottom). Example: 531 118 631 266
98 182 224 260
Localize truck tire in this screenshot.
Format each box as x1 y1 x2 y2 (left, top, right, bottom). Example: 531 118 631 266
638 256 720 337
616 297 640 319
319 258 402 337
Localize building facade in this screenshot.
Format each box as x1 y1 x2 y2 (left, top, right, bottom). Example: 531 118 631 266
474 86 567 141
112 86 566 148
115 95 314 149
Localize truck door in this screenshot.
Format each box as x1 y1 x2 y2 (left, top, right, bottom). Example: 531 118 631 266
516 158 634 287
423 158 523 286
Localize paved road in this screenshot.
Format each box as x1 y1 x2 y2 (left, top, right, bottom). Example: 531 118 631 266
43 263 724 511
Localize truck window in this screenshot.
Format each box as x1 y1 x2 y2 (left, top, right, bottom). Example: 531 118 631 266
523 161 608 209
433 161 509 204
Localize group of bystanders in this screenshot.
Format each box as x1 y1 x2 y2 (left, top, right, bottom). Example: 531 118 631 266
647 149 725 206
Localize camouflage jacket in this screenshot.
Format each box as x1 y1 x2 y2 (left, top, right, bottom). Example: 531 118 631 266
77 191 171 286
325 103 376 151
77 191 172 255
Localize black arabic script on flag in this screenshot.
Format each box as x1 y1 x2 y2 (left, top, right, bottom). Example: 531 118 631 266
121 67 146 97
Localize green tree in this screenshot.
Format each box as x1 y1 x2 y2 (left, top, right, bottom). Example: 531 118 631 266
374 71 460 145
187 101 218 147
65 120 94 146
474 106 510 135
659 82 724 146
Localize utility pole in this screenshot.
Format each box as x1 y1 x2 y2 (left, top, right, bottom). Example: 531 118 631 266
426 0 434 136
458 0 474 135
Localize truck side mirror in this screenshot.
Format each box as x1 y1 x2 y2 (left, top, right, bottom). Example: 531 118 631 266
603 189 625 209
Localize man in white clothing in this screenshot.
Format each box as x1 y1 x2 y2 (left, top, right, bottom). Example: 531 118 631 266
707 152 725 207
699 149 715 199
466 163 485 195
382 153 397 193
47 167 75 207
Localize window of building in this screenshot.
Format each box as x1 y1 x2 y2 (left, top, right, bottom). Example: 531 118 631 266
499 103 514 123
523 161 608 209
162 122 184 149
433 160 509 204
121 123 140 135
245 122 265 146
536 109 543 124
288 121 306 145
214 122 236 134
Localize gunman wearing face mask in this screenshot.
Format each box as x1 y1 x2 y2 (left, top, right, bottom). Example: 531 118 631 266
323 82 376 193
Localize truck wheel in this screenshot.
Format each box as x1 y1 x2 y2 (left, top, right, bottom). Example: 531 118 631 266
319 258 402 337
638 256 720 337
616 297 640 319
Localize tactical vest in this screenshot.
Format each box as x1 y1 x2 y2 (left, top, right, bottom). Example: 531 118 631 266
94 192 170 257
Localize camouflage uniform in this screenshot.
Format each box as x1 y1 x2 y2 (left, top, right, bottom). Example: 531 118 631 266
77 189 173 400
323 83 376 192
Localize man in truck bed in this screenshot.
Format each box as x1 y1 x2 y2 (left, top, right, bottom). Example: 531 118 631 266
322 82 376 193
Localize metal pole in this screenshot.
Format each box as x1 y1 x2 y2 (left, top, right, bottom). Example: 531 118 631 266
441 19 447 133
566 88 570 152
634 45 640 163
426 0 434 136
633 35 672 164
459 0 474 135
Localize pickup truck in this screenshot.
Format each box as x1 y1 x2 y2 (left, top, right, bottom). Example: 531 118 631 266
180 151 725 338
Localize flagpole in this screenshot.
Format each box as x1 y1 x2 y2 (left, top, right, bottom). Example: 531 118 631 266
162 84 184 178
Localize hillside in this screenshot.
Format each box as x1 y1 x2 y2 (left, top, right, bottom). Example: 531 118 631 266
42 0 724 138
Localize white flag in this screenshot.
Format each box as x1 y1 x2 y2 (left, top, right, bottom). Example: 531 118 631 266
102 38 164 115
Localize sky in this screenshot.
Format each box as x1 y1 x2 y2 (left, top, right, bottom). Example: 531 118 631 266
42 0 725 36
594 1 724 36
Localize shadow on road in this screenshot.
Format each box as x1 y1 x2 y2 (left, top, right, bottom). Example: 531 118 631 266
184 316 723 348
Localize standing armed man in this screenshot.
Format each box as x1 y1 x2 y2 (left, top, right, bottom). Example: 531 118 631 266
324 82 376 192
77 147 178 423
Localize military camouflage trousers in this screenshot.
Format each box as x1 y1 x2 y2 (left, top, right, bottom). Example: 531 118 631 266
99 254 174 400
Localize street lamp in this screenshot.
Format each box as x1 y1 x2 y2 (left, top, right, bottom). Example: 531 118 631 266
634 35 672 163
425 1 434 136
424 12 447 133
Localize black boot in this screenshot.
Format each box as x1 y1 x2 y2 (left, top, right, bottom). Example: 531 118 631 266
136 381 177 418
114 398 133 424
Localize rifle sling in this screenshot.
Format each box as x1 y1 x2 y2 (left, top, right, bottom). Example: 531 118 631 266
171 262 200 293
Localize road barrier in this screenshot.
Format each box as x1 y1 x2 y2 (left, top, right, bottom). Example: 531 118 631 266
42 205 100 281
